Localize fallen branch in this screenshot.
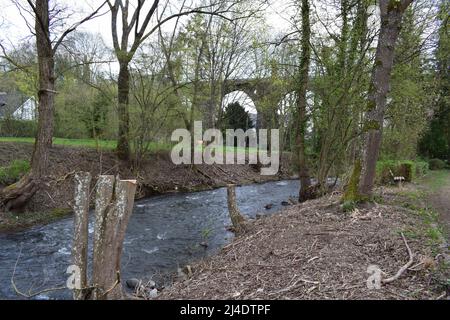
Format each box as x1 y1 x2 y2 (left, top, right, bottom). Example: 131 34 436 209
382 233 414 284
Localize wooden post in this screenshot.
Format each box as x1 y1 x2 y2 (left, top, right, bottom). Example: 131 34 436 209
91 176 137 300
227 184 247 235
72 172 91 300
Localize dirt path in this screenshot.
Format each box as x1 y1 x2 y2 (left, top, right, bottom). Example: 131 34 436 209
426 171 450 241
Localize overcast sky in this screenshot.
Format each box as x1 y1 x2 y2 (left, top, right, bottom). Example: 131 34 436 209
0 0 295 48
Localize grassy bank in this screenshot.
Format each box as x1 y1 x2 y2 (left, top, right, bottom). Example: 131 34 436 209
0 137 263 155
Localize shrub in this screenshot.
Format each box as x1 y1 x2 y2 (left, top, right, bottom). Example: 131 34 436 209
0 160 30 185
0 119 37 137
415 161 429 177
428 158 446 170
376 160 428 185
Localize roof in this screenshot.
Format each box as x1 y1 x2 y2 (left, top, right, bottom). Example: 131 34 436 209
0 92 29 118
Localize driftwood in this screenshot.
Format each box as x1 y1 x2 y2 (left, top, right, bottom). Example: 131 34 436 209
226 184 247 235
72 173 137 300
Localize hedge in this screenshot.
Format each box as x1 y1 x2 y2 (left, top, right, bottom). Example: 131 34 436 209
376 160 429 185
0 119 37 137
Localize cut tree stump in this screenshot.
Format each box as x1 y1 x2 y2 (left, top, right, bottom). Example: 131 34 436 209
227 184 247 235
72 173 137 300
72 172 91 300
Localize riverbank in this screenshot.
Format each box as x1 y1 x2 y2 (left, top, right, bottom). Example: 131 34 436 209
157 179 449 300
0 142 295 232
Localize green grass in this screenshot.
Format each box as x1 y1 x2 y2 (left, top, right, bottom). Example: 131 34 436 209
0 137 175 153
394 171 450 246
0 159 30 184
0 137 266 155
418 169 450 193
0 137 117 149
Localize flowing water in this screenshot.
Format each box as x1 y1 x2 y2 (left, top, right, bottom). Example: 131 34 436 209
0 180 299 299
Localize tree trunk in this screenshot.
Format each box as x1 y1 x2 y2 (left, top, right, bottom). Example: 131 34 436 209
296 0 312 202
32 0 55 178
227 185 247 235
71 174 137 300
91 176 137 300
0 0 54 211
116 61 131 162
72 172 91 300
358 0 413 197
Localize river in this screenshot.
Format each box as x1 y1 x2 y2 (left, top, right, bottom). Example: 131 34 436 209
0 180 299 299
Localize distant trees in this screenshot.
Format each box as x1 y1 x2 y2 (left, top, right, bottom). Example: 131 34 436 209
221 102 253 131
419 0 449 161
106 0 254 162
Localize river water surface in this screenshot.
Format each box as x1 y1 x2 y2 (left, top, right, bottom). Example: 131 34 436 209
0 180 299 299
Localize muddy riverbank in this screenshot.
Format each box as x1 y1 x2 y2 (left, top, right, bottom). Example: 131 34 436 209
0 142 295 232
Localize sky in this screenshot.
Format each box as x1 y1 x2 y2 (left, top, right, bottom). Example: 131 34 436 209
0 0 295 48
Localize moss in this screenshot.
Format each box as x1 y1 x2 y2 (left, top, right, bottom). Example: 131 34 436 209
342 200 356 212
342 159 364 203
363 119 380 131
50 207 72 218
366 101 376 112
388 0 402 11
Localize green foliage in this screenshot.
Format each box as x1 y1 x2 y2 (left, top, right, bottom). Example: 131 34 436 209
382 7 431 160
341 200 357 213
0 119 37 137
415 161 429 177
0 160 30 185
418 1 450 162
0 137 175 153
429 158 446 170
220 102 253 131
376 160 429 184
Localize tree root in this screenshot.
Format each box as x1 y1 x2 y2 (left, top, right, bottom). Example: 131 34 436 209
0 174 39 212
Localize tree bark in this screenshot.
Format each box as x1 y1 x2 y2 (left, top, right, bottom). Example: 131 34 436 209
227 185 247 235
91 176 137 300
296 0 312 202
116 61 131 161
72 172 91 300
358 0 414 197
32 0 55 178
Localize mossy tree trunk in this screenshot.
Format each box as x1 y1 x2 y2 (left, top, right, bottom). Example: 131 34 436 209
356 0 414 198
296 0 312 202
